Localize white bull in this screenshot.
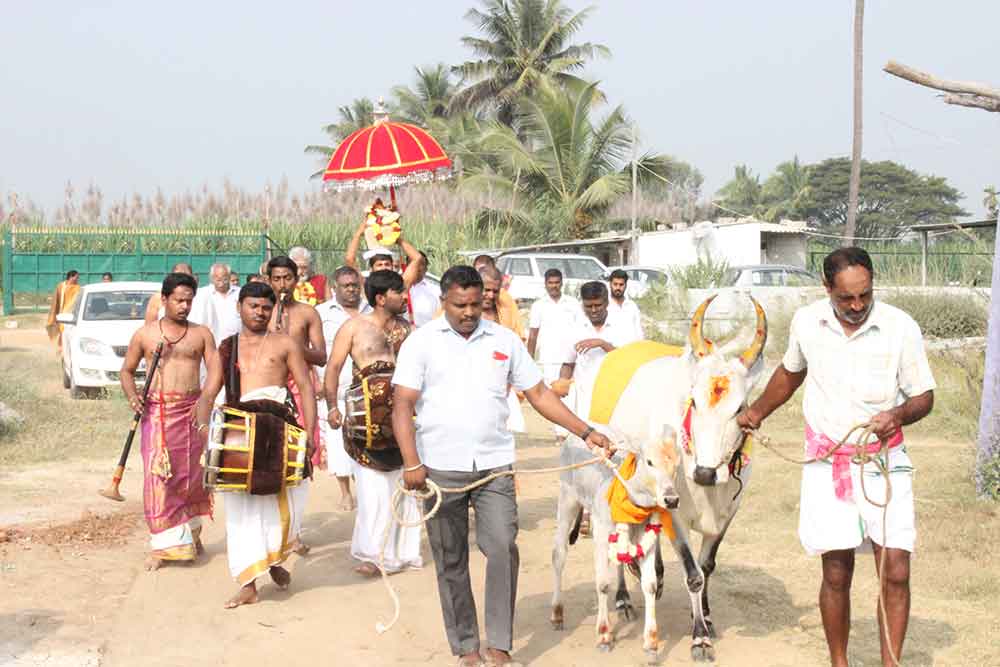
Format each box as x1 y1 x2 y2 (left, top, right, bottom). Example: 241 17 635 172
554 295 767 663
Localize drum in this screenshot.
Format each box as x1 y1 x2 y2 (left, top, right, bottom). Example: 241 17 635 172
203 406 308 495
342 369 404 472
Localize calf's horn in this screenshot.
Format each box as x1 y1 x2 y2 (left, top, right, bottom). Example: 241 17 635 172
688 295 716 359
739 296 768 369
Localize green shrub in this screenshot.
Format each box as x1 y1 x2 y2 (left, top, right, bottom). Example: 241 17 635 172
668 257 730 289
883 291 988 338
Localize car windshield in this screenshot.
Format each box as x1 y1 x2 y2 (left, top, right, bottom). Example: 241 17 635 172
535 257 604 280
82 291 152 321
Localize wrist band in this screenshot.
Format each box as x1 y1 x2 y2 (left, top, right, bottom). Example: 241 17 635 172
579 426 595 441
403 463 425 473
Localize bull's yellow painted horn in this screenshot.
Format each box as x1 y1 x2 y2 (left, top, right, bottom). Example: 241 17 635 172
739 296 768 369
688 295 716 358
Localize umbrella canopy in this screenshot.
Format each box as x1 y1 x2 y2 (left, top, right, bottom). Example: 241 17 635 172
323 116 452 191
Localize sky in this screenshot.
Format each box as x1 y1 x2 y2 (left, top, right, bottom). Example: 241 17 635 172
2 1 998 218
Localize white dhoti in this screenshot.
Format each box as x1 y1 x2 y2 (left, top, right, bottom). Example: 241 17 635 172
798 446 916 556
319 398 354 477
505 390 525 433
351 465 423 573
540 362 572 436
224 385 308 585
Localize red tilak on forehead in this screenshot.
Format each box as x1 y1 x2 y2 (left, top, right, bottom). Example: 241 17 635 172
708 375 730 408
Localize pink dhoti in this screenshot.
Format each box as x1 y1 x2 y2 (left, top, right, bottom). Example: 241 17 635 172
140 391 212 561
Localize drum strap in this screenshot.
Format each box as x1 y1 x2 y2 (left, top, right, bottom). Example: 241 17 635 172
219 334 241 406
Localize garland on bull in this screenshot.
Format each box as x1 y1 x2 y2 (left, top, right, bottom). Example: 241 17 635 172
608 513 663 566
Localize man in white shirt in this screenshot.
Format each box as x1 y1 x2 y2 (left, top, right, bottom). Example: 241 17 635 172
527 268 579 383
315 266 371 511
197 263 242 344
560 281 643 423
392 266 613 667
407 251 439 327
607 269 644 341
737 247 935 667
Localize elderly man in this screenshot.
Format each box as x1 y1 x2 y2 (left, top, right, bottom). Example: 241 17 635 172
289 246 330 305
738 247 935 667
393 265 613 667
607 269 644 341
316 265 371 511
197 262 242 344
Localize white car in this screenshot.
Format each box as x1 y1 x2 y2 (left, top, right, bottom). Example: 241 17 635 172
604 265 670 299
496 253 609 302
57 281 159 398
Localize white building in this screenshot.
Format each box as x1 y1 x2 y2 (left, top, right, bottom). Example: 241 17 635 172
635 218 808 269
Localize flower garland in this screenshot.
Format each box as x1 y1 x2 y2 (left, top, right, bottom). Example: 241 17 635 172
607 513 663 566
364 199 402 247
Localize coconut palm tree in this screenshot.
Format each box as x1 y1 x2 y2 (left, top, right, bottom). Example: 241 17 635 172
304 98 382 180
450 0 610 126
760 156 812 221
715 165 763 217
392 64 460 126
462 82 666 238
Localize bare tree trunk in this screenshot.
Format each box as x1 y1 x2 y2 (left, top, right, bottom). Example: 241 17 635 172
845 0 864 245
977 227 1000 498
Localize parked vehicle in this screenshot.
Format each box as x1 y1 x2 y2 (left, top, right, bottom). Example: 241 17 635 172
56 281 159 398
722 264 818 288
496 253 608 301
604 265 670 298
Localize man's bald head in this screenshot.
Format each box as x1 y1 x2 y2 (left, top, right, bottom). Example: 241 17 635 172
171 262 194 276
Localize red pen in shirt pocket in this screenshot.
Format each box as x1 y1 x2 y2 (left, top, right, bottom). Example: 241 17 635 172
493 351 509 361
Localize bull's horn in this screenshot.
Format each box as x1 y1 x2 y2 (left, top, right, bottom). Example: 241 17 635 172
688 295 716 359
739 296 768 369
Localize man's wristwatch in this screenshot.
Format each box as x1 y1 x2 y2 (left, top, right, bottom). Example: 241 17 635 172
579 426 595 441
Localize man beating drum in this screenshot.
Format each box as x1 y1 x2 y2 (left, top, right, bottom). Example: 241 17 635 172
324 270 423 578
196 281 317 608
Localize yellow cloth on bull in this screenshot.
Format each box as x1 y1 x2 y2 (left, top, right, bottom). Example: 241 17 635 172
606 453 675 539
588 341 684 425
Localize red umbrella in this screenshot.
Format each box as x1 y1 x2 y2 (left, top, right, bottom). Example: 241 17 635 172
323 103 452 192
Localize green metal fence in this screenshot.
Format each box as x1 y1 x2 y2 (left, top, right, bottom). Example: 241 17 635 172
2 226 268 314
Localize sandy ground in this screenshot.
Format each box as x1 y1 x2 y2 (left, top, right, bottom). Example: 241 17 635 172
1 321 994 666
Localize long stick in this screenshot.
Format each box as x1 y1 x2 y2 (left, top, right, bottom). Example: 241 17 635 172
99 341 165 501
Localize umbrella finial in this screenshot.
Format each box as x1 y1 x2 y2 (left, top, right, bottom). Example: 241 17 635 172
373 97 390 125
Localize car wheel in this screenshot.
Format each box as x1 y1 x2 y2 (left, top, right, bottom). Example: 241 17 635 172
69 370 88 399
62 364 71 389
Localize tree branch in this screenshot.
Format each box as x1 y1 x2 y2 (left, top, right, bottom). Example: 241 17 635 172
884 60 1000 107
943 93 1000 113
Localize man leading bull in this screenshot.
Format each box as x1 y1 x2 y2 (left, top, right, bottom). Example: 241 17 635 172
738 247 935 667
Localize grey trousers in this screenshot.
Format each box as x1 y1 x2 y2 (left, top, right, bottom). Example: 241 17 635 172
425 465 519 656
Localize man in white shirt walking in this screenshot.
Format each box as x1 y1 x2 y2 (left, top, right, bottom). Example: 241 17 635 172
560 281 642 422
737 247 935 667
393 266 613 667
407 251 439 327
527 268 579 384
315 266 371 511
606 269 644 341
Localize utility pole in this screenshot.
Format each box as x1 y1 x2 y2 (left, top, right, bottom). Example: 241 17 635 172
845 0 864 245
630 124 638 263
883 59 1000 498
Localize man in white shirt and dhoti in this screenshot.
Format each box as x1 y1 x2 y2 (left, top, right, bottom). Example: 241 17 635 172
606 268 644 342
196 280 317 609
316 266 371 511
738 247 936 667
527 268 579 436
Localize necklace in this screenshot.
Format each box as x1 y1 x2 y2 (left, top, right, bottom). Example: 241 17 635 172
158 318 189 346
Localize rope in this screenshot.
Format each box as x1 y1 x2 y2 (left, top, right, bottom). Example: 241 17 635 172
750 423 902 667
373 452 623 634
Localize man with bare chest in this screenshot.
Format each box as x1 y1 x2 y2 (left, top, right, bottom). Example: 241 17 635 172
325 270 422 576
121 272 219 571
198 281 317 608
266 256 326 553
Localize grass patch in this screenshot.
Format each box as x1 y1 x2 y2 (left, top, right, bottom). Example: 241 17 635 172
883 290 988 339
0 348 132 467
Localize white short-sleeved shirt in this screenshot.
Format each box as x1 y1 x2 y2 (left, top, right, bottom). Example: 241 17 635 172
528 293 580 364
782 299 936 443
564 316 642 420
407 279 439 328
315 299 371 397
392 316 544 472
607 297 644 341
194 285 241 343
